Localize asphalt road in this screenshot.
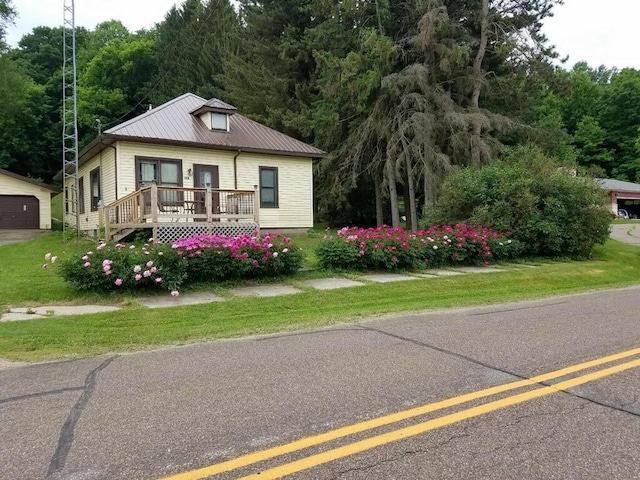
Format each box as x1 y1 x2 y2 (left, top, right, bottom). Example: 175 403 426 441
2 288 640 480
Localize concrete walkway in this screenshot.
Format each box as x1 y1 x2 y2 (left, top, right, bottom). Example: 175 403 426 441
0 267 508 320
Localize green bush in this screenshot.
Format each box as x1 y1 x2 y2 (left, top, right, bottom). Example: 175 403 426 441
430 145 612 257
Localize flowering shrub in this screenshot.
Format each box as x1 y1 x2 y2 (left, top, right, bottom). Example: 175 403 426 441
57 239 187 293
53 233 303 295
316 225 523 270
171 233 303 282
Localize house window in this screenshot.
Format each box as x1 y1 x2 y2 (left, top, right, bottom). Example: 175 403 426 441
259 167 278 208
90 168 101 211
78 177 85 214
211 112 228 131
135 156 182 204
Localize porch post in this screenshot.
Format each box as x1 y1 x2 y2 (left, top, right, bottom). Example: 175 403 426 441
103 206 110 241
253 185 260 234
206 187 212 222
150 184 158 223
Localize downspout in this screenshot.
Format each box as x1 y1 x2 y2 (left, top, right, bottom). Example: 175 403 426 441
107 143 118 199
233 148 242 190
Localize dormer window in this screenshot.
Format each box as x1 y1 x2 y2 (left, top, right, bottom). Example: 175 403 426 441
190 98 237 133
211 112 228 131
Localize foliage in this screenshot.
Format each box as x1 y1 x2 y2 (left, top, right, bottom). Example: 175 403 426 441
153 0 241 104
316 225 523 271
0 0 15 52
57 240 188 293
55 233 303 294
431 145 612 258
172 233 303 282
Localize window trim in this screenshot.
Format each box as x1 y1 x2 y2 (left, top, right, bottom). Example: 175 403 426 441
135 156 183 189
211 112 229 131
78 177 85 214
90 167 101 212
259 166 279 208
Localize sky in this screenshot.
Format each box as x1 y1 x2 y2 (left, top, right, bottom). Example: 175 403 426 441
5 0 640 71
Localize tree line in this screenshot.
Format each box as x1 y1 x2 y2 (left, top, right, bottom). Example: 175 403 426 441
1 0 640 227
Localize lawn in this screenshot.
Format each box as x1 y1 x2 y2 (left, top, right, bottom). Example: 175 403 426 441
1 232 640 362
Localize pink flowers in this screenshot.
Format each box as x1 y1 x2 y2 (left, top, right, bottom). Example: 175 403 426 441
84 262 91 268
170 290 180 297
135 274 142 281
321 225 518 270
133 265 142 273
114 278 123 286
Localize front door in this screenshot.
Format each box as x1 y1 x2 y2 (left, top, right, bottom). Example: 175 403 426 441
193 165 219 219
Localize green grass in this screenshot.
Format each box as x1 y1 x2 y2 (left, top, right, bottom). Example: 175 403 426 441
51 193 63 222
2 232 640 362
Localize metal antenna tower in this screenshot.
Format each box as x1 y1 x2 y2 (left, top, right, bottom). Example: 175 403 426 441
62 0 80 237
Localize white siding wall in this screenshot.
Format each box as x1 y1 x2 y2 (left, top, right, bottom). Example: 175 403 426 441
0 174 54 229
116 142 313 229
64 148 116 232
66 141 314 232
235 152 313 229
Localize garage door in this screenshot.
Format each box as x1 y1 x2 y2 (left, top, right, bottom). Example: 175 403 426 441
0 195 39 229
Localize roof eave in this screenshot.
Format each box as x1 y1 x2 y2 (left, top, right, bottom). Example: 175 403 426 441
109 135 326 159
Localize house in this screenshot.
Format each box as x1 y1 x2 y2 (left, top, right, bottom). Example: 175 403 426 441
0 169 60 229
596 178 640 217
57 93 325 242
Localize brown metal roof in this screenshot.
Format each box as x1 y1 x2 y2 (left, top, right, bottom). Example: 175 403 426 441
104 93 325 158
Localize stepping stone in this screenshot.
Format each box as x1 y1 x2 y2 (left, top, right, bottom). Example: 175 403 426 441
230 285 302 297
1 312 49 322
301 278 364 290
6 305 120 318
412 273 439 278
360 273 419 283
429 270 464 276
138 291 223 308
453 267 506 274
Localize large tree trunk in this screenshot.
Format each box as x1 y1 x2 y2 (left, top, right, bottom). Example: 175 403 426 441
471 0 489 137
405 158 418 231
386 158 400 227
374 171 384 227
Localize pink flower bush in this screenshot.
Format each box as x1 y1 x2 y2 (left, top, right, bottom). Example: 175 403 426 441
55 233 303 295
318 225 523 270
170 233 303 282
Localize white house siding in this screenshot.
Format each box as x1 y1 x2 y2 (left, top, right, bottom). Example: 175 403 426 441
64 148 116 233
0 174 53 229
235 153 313 229
115 142 237 194
115 142 313 229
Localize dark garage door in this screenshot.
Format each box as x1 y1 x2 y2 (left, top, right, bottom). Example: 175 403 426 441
0 195 39 229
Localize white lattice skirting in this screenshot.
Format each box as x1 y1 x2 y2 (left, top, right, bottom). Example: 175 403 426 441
154 222 259 244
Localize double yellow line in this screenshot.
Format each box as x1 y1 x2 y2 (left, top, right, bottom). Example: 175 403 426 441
161 347 640 480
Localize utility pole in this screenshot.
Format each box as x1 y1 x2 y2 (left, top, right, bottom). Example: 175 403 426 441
62 0 80 237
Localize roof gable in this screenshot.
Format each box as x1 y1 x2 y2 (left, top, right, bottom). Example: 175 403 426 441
0 169 60 192
104 93 325 158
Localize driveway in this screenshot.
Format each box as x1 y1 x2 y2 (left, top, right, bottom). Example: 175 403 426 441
0 229 49 246
609 223 640 246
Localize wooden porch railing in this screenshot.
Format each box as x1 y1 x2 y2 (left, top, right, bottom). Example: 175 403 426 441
103 184 259 241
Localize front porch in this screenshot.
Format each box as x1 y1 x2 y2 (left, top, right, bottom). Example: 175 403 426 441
102 184 260 243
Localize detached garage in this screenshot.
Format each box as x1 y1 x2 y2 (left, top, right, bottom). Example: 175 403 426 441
0 169 60 230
